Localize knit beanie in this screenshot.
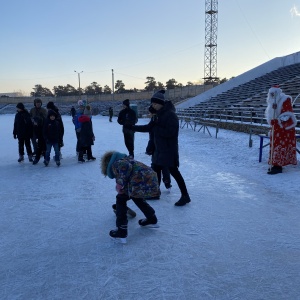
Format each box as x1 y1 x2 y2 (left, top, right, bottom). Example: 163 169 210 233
47 109 57 118
151 90 165 105
46 101 55 110
123 99 130 107
16 102 25 110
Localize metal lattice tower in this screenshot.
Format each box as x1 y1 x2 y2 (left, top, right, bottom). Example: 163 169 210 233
204 0 218 84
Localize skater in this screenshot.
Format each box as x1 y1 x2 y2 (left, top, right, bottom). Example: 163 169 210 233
117 99 137 158
109 107 113 122
46 101 64 159
125 90 191 206
265 85 297 174
146 105 172 191
77 105 96 162
13 102 34 162
70 106 76 118
30 98 47 164
72 100 85 155
101 151 160 243
43 110 62 166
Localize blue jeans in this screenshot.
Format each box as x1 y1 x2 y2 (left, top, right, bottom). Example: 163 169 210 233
45 142 60 162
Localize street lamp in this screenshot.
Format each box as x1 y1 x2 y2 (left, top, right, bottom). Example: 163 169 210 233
111 69 114 101
74 70 83 98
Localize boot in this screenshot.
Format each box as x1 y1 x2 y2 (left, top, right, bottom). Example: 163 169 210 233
174 194 191 206
18 155 24 163
267 166 282 175
87 156 96 161
28 154 33 162
32 158 39 165
43 160 49 166
109 227 127 244
138 215 158 227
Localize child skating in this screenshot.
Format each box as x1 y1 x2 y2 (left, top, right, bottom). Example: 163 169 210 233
100 151 160 243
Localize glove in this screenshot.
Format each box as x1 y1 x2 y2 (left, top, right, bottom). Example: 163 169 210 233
59 140 64 148
116 183 124 194
13 134 17 139
123 124 133 130
270 119 278 126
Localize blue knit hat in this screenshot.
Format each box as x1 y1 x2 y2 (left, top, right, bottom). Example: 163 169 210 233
105 151 127 179
151 90 165 105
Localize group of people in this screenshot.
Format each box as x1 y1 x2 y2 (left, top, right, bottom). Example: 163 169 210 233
13 85 298 243
13 99 64 166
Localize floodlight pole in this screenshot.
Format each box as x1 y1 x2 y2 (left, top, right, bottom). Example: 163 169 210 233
74 70 83 98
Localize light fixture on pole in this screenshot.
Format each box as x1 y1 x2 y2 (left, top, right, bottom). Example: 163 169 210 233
74 70 83 98
111 69 114 101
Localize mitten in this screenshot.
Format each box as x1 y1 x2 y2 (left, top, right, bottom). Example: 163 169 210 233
13 134 17 139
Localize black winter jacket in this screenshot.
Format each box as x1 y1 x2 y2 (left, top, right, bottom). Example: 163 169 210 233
133 101 179 167
78 115 95 147
117 107 137 131
13 110 33 139
43 118 62 144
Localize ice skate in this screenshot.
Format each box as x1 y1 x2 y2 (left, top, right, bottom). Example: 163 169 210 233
18 155 24 163
174 194 191 206
138 215 159 228
109 228 127 244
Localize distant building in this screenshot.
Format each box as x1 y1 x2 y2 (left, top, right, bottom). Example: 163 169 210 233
0 92 23 97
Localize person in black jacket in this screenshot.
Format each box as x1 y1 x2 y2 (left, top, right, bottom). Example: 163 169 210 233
13 103 34 163
109 107 113 122
126 90 191 206
46 101 64 158
43 110 62 166
117 99 137 158
77 105 96 162
146 105 172 191
30 98 47 164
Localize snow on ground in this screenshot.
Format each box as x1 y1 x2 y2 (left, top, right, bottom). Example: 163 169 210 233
0 114 299 300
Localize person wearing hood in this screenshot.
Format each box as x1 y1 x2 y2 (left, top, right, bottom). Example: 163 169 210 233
124 90 191 206
73 100 86 154
77 105 96 162
43 110 62 166
117 99 137 158
101 151 160 243
13 102 34 163
265 85 297 174
30 98 47 164
46 101 64 159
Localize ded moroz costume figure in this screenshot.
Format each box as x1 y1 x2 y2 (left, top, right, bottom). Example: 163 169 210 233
265 85 297 174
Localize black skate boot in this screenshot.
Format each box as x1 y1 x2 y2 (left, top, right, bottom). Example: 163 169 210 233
28 154 33 162
56 161 61 167
138 215 159 228
174 194 191 206
43 160 49 166
87 156 96 161
18 155 24 163
78 157 85 163
109 227 127 244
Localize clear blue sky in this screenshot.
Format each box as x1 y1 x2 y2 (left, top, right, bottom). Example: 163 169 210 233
1 0 300 95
